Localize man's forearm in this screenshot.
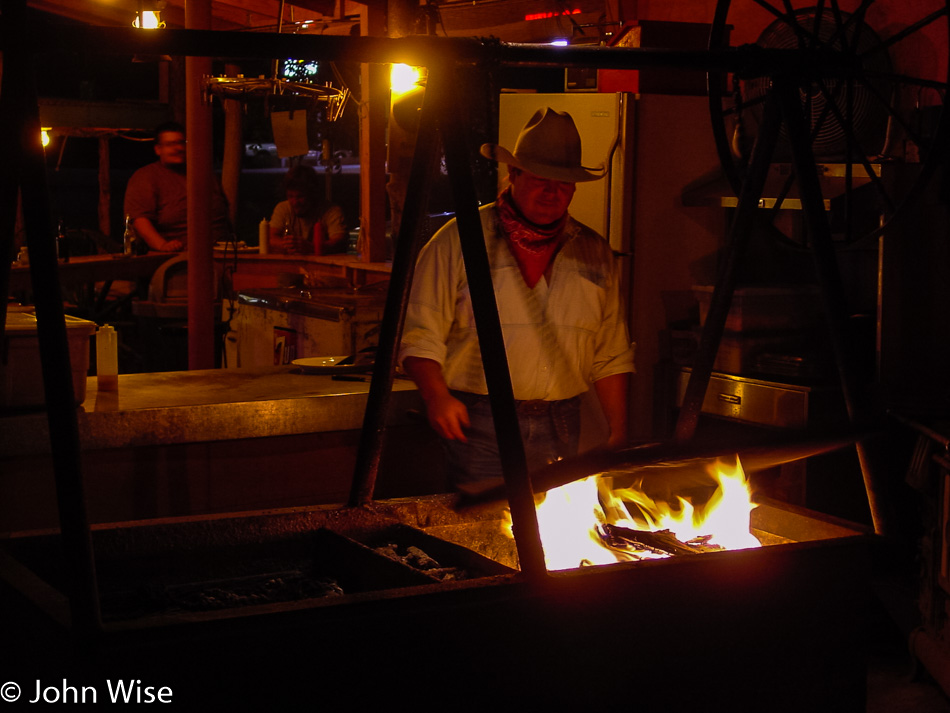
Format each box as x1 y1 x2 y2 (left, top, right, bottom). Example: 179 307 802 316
402 356 451 402
132 217 172 251
594 372 630 447
402 356 470 442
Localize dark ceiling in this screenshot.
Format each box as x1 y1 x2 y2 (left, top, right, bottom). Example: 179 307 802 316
28 0 623 43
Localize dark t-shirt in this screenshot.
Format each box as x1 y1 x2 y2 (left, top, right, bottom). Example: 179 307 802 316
124 161 229 246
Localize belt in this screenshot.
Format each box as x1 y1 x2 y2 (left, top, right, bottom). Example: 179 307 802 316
450 390 577 416
450 390 580 445
516 399 555 416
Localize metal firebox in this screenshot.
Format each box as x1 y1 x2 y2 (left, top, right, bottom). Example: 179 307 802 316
1 495 871 710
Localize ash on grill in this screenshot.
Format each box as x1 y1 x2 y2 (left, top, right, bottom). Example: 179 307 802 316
102 570 345 619
374 543 469 581
166 570 345 611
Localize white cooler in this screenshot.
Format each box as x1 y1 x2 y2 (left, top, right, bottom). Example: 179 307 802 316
2 310 97 409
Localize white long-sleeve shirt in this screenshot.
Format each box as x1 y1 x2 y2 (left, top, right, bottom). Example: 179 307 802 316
399 203 634 401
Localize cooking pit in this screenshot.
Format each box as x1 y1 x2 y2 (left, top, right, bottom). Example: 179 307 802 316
1 492 871 710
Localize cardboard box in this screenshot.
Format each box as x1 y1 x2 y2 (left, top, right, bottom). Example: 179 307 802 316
2 311 96 409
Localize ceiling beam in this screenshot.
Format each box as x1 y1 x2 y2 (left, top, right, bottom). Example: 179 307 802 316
28 0 342 32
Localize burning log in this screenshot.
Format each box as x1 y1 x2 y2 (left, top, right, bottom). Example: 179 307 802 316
600 524 722 557
501 453 763 570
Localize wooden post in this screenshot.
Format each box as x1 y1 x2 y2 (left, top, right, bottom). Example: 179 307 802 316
358 2 388 263
221 62 242 230
97 136 111 238
186 0 215 370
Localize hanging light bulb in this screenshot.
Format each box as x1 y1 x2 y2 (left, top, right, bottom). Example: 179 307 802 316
390 64 423 98
131 1 170 63
133 11 162 29
132 2 167 29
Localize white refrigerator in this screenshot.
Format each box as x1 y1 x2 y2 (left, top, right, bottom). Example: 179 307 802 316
497 92 636 253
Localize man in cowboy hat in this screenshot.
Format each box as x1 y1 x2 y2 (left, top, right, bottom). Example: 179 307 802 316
399 107 634 495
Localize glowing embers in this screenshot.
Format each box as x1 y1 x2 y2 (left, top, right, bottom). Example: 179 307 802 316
505 457 761 571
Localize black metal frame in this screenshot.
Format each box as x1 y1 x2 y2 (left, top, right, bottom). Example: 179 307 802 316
0 5 885 630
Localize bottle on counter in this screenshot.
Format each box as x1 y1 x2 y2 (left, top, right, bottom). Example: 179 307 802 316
282 220 296 254
55 219 70 263
259 217 269 254
123 215 137 256
96 324 118 391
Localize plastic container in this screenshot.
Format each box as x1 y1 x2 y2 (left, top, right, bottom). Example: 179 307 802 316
1 311 96 409
259 218 269 254
96 324 118 391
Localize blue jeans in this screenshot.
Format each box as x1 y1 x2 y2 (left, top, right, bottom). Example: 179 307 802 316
442 391 580 495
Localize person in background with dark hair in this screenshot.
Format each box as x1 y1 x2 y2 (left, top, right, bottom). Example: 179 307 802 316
269 165 347 255
123 121 230 252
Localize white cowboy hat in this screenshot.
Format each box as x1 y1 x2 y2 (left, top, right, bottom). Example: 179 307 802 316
480 107 605 183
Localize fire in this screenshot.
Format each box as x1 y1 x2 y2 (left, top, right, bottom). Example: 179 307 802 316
614 457 761 552
504 456 761 571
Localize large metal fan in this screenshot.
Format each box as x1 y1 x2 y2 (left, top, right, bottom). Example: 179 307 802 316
708 0 950 245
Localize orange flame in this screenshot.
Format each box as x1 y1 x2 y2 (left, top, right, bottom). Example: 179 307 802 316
503 456 760 571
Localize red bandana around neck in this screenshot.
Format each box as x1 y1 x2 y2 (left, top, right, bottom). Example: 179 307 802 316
495 187 567 288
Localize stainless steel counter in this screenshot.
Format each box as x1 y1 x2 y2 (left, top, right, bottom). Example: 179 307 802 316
1 367 421 457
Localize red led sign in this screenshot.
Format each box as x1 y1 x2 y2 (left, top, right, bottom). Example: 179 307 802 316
525 9 581 21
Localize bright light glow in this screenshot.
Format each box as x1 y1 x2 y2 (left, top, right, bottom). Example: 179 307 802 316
533 477 639 570
502 456 760 571
549 40 569 47
133 11 162 29
41 129 50 148
391 64 422 97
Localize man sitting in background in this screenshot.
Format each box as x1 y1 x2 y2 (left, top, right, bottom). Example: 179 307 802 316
123 121 230 252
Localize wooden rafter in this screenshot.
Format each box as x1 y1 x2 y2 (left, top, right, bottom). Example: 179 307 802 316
26 0 357 32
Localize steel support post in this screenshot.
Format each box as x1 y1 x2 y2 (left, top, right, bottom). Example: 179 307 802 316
775 77 890 535
0 0 101 635
348 66 445 507
674 88 785 442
